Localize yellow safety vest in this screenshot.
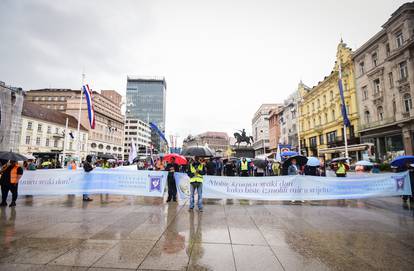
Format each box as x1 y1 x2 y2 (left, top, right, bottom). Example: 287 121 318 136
190 164 204 183
336 164 346 174
241 161 248 171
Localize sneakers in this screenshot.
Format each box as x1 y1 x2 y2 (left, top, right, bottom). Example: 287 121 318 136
166 199 171 203
0 202 7 207
83 198 93 202
9 202 16 207
198 208 203 212
188 208 194 212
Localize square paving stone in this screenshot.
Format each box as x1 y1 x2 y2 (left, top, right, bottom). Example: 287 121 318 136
188 243 235 271
232 244 283 271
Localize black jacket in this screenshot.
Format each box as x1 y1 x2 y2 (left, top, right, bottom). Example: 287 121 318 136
187 162 206 178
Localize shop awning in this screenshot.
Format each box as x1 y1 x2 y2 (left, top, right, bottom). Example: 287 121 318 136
318 143 374 154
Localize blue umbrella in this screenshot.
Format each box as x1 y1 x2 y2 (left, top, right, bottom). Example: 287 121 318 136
281 151 298 157
355 160 373 166
390 156 414 168
306 157 320 167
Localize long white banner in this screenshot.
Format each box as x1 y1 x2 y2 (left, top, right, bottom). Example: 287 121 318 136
174 172 412 201
17 167 412 200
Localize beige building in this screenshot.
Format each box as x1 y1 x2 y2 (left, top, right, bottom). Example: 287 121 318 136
19 101 89 162
252 104 280 156
278 91 300 150
268 106 284 153
25 88 125 159
182 132 229 156
353 2 414 161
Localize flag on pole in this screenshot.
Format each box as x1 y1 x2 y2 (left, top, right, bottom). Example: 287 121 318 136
338 63 351 127
82 84 95 129
275 144 281 162
149 122 168 145
128 139 137 164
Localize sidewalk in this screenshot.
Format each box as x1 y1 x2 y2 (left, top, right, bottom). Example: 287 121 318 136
0 195 413 270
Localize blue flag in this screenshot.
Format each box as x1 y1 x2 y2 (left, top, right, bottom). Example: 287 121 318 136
149 122 169 145
338 78 350 127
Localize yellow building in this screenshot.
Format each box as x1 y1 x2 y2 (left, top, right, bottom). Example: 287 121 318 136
298 41 370 160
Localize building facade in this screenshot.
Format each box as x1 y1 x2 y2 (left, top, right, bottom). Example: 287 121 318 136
278 91 300 150
19 101 89 162
25 88 124 159
268 106 283 153
353 2 414 161
299 41 366 160
0 81 24 152
123 118 151 160
252 104 280 156
182 132 229 156
126 77 167 152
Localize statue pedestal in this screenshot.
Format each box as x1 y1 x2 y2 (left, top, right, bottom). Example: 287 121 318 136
231 145 255 158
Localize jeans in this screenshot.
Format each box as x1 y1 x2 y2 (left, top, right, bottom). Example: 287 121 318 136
1 183 18 203
189 182 203 209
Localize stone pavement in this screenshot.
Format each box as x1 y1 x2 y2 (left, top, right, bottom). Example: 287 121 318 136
0 195 413 271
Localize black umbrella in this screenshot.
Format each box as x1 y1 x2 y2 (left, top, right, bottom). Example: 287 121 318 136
283 155 308 167
330 157 350 164
252 158 268 169
181 146 214 157
0 151 28 161
97 153 115 160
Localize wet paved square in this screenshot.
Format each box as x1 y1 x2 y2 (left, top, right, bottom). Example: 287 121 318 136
0 195 413 270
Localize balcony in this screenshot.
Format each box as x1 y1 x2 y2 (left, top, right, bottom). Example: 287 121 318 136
327 136 359 148
52 133 64 138
361 117 396 130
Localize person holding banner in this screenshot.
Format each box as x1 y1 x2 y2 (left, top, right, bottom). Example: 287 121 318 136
82 155 94 201
188 157 205 212
166 157 179 202
0 160 24 207
240 158 249 177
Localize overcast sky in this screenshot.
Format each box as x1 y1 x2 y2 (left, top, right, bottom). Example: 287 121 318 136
0 0 408 143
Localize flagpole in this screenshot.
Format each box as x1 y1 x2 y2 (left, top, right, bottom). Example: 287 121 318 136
76 73 85 162
338 58 349 159
62 117 68 166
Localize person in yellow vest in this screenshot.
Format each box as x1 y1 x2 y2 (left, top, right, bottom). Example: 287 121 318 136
240 158 249 177
335 161 347 177
188 156 205 212
0 160 24 207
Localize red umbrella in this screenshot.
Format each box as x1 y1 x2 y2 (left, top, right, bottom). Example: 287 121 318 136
163 153 187 165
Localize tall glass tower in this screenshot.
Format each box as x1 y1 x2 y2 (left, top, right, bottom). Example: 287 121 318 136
126 76 166 151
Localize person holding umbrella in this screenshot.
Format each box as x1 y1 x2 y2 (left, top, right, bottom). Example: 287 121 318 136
335 161 347 177
188 156 205 212
240 158 250 177
165 157 179 202
0 160 24 207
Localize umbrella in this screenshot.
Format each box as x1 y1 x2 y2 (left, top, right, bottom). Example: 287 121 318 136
252 158 268 169
0 151 28 161
306 157 320 167
331 157 350 163
24 154 36 160
97 153 115 160
281 151 298 157
284 155 308 167
163 153 187 165
390 156 414 168
355 160 373 166
181 146 215 157
107 159 116 163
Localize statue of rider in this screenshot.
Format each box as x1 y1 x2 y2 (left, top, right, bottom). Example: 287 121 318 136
238 129 247 139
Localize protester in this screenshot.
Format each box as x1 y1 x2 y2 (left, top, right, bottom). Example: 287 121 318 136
224 160 236 176
288 159 299 175
371 164 380 174
256 166 265 176
304 165 319 176
155 157 165 171
101 159 110 169
205 158 216 175
215 158 223 176
402 162 414 202
0 160 24 207
272 162 281 176
335 161 347 177
240 158 249 177
68 160 77 170
82 155 94 201
188 156 205 212
165 157 179 202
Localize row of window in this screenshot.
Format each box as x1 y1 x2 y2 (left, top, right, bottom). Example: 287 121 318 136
90 143 122 152
363 93 412 124
302 88 346 115
358 31 405 75
33 96 66 102
26 122 87 140
305 130 343 147
24 136 85 151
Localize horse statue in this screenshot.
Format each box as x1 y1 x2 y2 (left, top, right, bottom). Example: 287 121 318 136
234 129 254 147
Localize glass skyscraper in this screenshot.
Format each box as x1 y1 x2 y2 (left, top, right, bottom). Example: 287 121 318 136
126 76 166 151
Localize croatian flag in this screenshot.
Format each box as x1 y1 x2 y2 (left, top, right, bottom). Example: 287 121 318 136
338 63 351 127
82 84 95 129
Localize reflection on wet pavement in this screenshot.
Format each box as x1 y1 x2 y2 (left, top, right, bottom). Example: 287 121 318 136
0 195 413 270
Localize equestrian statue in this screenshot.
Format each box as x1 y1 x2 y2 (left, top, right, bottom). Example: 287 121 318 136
234 129 254 147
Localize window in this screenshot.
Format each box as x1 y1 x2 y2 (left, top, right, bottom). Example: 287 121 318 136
34 97 39 101
326 131 337 143
319 134 324 145
396 31 404 48
69 142 73 150
330 91 334 100
25 136 30 145
312 118 316 127
54 140 58 147
324 113 328 123
59 105 64 110
55 127 59 134
364 111 370 124
36 137 41 145
371 52 378 67
307 120 310 130
317 99 320 108
373 79 381 94
362 86 368 100
45 138 50 147
27 121 32 130
37 124 42 132
404 93 412 113
318 115 321 125
47 126 51 134
48 97 52 101
388 72 394 88
331 109 335 120
385 43 390 57
359 61 365 74
309 136 317 147
323 95 326 104
399 61 408 80
377 106 384 121
307 105 310 113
